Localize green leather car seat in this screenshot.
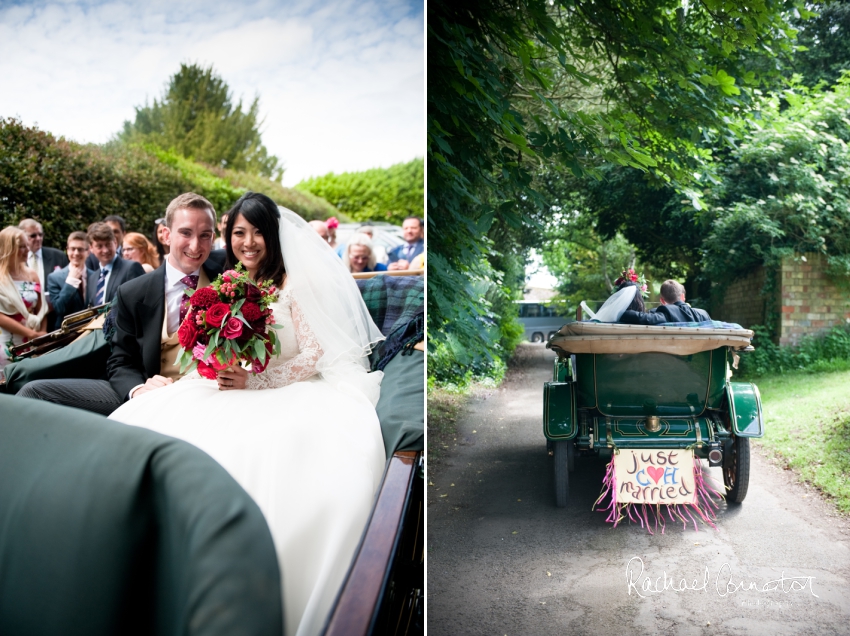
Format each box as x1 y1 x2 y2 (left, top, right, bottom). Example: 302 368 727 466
0 394 283 636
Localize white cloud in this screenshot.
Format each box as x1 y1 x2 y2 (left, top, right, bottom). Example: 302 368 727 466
0 0 424 184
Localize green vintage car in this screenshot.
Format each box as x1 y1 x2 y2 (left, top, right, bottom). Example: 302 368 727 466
544 321 763 507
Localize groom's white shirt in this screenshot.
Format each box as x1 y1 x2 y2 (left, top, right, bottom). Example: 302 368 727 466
165 259 201 335
128 261 202 399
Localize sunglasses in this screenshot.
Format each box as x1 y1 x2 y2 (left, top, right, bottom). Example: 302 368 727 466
155 218 165 225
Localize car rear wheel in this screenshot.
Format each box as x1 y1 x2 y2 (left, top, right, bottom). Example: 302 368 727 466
723 436 750 504
553 440 570 507
531 332 544 343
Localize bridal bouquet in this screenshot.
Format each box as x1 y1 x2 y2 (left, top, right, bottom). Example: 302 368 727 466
175 264 282 379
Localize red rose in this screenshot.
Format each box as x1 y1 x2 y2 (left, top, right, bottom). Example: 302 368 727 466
221 316 243 339
197 361 217 379
210 350 237 371
205 302 230 327
241 301 262 322
178 318 199 349
190 286 218 309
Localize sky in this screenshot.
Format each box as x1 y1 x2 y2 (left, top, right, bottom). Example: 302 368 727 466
0 0 424 186
526 249 559 290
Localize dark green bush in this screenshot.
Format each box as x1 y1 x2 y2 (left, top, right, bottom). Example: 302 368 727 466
737 323 850 378
0 118 339 249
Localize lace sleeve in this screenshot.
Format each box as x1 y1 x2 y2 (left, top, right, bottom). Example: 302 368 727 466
246 293 323 390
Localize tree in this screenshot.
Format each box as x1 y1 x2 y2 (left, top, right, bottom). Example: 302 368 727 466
428 0 800 370
792 0 850 88
701 77 850 288
120 64 282 180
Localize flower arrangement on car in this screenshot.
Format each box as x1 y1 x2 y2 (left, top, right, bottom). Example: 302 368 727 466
174 264 282 379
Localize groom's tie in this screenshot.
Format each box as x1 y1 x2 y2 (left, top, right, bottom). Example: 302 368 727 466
179 275 200 325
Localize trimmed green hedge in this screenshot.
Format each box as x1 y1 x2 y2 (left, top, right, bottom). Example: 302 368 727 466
296 158 424 225
0 118 337 249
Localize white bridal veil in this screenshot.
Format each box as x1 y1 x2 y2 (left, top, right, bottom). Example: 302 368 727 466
582 285 637 323
276 207 385 404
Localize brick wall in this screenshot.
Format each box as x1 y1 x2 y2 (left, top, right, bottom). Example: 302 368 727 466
778 253 850 346
713 267 768 329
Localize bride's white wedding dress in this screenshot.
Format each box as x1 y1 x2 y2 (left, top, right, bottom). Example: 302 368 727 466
109 285 385 636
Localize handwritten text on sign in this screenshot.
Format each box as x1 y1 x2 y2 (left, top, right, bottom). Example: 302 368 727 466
614 449 696 505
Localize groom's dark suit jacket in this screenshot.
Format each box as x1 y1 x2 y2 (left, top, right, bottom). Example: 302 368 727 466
107 252 226 401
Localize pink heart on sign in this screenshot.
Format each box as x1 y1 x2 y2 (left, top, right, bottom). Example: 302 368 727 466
646 466 664 484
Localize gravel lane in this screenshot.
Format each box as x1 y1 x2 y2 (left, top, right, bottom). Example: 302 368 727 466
427 344 850 635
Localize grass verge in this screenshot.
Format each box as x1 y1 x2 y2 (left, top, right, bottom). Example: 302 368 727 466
756 368 850 512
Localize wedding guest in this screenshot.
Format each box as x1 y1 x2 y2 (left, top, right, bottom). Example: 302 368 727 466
17 219 69 309
86 215 127 269
153 217 169 261
387 216 424 271
342 233 387 274
308 220 329 242
122 232 160 273
86 222 145 306
214 212 229 250
46 231 93 330
342 224 389 264
326 216 340 250
0 226 47 369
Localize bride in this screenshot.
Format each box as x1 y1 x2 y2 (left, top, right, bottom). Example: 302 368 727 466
109 193 386 636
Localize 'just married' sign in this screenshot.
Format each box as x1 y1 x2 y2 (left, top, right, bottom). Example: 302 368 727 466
614 449 696 505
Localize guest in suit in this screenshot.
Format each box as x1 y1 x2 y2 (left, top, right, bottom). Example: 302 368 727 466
46 231 93 330
85 215 126 270
86 222 145 306
18 218 69 315
18 193 224 414
387 216 424 270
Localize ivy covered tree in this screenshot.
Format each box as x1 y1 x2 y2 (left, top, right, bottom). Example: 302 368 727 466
428 0 801 375
120 63 282 180
701 76 850 287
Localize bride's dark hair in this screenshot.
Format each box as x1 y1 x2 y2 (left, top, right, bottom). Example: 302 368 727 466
224 192 286 286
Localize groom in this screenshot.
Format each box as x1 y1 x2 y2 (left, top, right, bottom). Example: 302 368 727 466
17 193 225 414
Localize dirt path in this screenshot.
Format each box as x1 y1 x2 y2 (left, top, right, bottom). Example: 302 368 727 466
427 344 850 635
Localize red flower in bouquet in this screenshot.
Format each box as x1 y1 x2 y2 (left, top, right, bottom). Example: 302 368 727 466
190 286 218 308
174 263 282 380
177 317 200 349
242 301 263 323
221 316 243 339
205 302 230 327
196 360 217 379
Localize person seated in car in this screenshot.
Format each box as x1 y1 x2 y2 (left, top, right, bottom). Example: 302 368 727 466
620 279 711 325
342 233 387 274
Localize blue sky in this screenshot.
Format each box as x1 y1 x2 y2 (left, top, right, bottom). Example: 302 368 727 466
0 0 424 185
